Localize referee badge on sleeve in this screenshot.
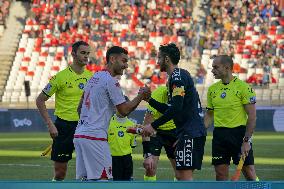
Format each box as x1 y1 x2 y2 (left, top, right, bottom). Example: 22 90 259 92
249 96 256 104
43 83 52 93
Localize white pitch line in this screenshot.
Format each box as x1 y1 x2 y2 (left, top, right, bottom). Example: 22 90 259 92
0 164 283 171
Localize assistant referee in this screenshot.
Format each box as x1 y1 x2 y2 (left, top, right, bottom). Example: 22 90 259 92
204 55 258 181
36 41 93 181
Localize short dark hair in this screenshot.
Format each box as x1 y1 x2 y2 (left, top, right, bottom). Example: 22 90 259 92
72 41 89 54
211 54 234 69
159 43 180 65
106 46 128 64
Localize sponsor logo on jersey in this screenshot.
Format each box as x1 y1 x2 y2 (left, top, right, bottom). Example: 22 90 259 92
220 92 226 98
78 83 84 89
118 131 124 137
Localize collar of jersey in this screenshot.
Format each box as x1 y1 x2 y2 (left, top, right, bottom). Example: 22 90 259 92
102 68 111 74
221 76 237 85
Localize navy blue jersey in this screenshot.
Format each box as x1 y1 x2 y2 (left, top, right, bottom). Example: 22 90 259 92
149 68 206 138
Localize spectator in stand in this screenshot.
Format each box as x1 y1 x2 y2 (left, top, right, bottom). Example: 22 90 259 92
260 3 273 21
262 62 271 86
143 66 153 80
196 64 207 84
247 72 260 86
15 0 284 101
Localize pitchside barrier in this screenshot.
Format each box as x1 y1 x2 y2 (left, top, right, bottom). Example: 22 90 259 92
0 107 284 132
0 181 283 189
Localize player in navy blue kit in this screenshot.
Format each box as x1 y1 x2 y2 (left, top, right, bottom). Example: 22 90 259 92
142 43 206 181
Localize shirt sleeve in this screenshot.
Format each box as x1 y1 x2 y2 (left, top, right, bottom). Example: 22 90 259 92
146 103 157 116
147 88 168 114
106 77 126 106
151 76 185 129
42 75 59 97
241 83 256 104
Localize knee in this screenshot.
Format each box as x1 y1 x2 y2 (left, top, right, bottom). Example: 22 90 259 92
175 170 193 181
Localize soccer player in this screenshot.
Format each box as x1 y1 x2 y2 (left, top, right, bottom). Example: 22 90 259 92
108 96 137 181
142 86 177 181
36 41 93 181
74 46 150 181
142 43 207 181
204 55 258 181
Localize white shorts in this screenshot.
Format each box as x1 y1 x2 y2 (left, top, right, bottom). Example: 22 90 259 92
74 137 112 180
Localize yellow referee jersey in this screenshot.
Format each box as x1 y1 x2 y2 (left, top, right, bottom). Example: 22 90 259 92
207 77 256 128
108 114 137 156
43 66 93 121
147 86 176 130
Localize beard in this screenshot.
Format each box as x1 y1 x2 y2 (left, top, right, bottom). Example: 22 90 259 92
160 64 167 72
114 67 124 76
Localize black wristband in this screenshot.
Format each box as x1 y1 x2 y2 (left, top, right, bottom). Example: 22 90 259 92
142 141 151 154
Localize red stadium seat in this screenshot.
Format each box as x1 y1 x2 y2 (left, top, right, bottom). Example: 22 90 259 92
27 71 35 76
52 66 60 71
37 62 45 67
22 57 31 62
20 66 28 72
130 40 137 46
242 54 251 59
148 59 156 65
163 36 171 44
18 48 25 52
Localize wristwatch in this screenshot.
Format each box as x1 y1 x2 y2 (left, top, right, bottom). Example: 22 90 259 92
243 136 252 143
143 153 152 159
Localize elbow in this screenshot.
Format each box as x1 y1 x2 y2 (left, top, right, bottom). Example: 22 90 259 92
35 96 42 108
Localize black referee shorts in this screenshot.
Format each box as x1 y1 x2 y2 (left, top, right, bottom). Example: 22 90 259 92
112 154 133 181
212 126 254 166
51 117 77 162
150 129 177 159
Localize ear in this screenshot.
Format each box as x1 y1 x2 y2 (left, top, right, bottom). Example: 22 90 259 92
109 55 115 64
71 51 75 57
165 56 169 62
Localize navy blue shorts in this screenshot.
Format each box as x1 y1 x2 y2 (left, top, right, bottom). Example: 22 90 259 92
150 129 177 159
175 135 206 170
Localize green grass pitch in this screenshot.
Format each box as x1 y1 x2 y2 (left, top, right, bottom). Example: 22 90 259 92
0 132 283 180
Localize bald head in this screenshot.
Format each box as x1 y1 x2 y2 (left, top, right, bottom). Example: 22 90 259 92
213 55 234 70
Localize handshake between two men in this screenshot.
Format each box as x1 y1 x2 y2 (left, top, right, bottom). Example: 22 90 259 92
128 85 158 137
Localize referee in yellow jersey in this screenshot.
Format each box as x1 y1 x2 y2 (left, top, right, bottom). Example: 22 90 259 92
142 86 177 181
204 55 258 181
36 41 93 181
